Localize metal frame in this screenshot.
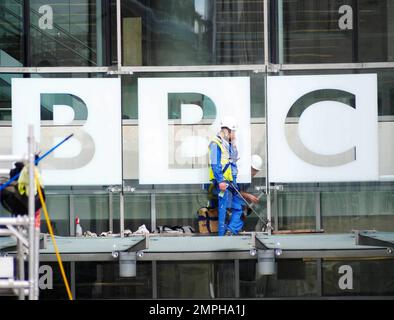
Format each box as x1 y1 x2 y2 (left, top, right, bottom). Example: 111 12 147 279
38 248 393 262
355 232 394 249
1 61 394 75
0 126 39 300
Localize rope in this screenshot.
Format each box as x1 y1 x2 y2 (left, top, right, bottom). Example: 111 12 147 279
34 172 73 300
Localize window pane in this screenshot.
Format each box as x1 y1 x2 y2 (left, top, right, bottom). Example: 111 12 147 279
121 0 265 65
267 68 394 232
41 194 70 236
121 71 264 120
76 261 152 299
275 190 316 231
321 186 394 233
73 194 109 234
240 259 319 298
0 1 24 66
112 193 151 233
39 262 71 300
0 73 23 121
30 0 106 66
280 0 394 63
323 259 394 296
157 261 234 298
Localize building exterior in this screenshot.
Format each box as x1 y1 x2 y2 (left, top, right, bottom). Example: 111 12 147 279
0 0 393 299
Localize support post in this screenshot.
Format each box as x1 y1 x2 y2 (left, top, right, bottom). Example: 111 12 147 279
28 125 37 300
17 234 25 300
120 191 124 237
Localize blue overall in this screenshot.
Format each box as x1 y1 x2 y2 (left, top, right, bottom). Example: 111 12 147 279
209 141 244 236
227 142 244 234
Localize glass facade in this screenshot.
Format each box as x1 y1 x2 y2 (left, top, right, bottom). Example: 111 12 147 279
277 0 394 64
1 0 394 300
120 0 265 65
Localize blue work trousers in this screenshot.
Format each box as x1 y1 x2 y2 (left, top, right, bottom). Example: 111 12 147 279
214 181 244 236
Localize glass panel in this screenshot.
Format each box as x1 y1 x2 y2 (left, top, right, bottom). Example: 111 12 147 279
279 0 394 63
323 259 394 296
41 194 70 236
76 261 152 299
157 261 234 298
0 73 23 121
112 193 151 233
30 0 106 66
39 262 71 300
121 71 265 120
73 194 109 234
120 0 265 66
0 1 24 66
275 189 316 231
156 193 207 231
239 259 319 298
321 185 394 233
121 71 267 233
267 68 394 232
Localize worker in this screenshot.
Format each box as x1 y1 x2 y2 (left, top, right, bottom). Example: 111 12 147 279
228 154 267 232
0 158 45 217
208 116 243 236
239 154 263 205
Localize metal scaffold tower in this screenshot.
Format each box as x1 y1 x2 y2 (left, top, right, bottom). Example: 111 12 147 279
0 125 39 300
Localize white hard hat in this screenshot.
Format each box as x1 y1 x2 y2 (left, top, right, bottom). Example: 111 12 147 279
251 154 263 171
220 116 237 131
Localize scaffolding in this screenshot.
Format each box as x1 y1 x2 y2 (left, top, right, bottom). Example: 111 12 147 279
0 125 39 300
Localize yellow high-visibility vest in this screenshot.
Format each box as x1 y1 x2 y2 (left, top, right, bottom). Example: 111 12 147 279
208 136 233 182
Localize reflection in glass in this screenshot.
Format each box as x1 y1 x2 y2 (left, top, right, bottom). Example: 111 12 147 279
0 1 24 66
323 259 394 296
240 259 318 298
30 0 106 66
322 187 394 233
121 0 264 65
280 0 394 63
112 193 151 233
0 73 23 120
39 262 71 300
73 194 109 234
76 261 152 299
157 261 234 298
41 194 70 236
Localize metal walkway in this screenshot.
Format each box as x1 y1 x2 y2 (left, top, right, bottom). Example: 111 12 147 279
2 231 393 262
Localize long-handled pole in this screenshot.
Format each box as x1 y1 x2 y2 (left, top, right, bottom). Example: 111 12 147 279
228 181 271 231
0 134 74 192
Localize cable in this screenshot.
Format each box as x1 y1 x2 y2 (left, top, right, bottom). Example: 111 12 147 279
35 171 73 300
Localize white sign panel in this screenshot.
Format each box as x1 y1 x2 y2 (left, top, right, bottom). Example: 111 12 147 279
138 77 251 184
12 78 122 185
267 74 378 182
